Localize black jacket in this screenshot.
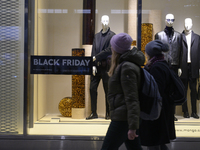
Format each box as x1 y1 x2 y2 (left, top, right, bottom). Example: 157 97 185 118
155 27 182 67
108 48 145 130
91 28 115 63
180 31 200 79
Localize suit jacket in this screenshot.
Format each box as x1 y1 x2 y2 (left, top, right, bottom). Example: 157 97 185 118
180 31 200 79
91 28 115 62
155 27 182 67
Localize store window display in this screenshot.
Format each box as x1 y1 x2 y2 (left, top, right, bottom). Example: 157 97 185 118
155 13 182 121
180 18 200 119
86 15 116 120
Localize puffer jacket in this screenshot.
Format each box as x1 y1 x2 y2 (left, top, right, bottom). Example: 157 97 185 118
155 27 182 67
108 47 145 130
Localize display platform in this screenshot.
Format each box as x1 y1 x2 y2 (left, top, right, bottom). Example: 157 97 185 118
175 115 200 137
28 114 110 136
28 114 200 138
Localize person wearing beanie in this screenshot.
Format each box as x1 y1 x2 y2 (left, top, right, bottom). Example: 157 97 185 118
139 40 176 150
101 33 145 150
145 39 169 58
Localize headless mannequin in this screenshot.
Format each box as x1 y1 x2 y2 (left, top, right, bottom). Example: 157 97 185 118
181 18 200 119
93 15 110 76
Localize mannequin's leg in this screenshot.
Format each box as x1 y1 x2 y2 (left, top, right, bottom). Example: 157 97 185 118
86 75 101 119
102 69 110 119
181 78 189 118
189 77 199 118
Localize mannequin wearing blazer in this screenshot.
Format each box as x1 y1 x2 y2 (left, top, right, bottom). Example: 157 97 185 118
86 15 115 120
180 18 200 119
155 14 182 121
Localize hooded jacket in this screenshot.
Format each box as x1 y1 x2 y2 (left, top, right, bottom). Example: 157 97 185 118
108 47 145 130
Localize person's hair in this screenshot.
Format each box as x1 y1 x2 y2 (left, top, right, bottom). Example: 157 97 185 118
108 50 121 77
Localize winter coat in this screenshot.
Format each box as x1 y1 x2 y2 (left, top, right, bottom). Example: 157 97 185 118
108 47 145 130
180 31 200 79
139 60 176 146
155 28 182 67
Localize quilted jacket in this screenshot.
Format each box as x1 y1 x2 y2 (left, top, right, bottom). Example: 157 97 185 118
108 47 145 130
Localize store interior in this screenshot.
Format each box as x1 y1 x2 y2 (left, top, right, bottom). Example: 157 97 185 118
29 0 200 137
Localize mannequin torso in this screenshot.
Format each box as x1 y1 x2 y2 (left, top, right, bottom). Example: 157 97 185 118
155 14 182 68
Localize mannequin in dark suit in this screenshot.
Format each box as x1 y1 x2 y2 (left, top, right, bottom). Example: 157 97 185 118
155 14 182 121
86 15 115 120
180 18 200 119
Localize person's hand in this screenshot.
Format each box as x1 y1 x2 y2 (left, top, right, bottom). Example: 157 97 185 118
128 129 138 140
178 68 182 77
93 66 97 76
93 56 96 62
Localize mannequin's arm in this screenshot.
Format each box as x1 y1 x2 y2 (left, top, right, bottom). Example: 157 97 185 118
95 45 112 61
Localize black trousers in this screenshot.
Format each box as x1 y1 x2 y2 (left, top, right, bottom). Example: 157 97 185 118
101 121 142 150
90 66 109 114
182 63 197 113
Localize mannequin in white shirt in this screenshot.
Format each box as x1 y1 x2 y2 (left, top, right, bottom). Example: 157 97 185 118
180 18 200 119
178 18 192 76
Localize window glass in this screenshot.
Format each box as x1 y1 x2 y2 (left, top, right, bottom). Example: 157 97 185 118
142 0 200 138
29 0 136 136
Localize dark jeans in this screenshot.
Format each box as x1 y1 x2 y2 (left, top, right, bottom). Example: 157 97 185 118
182 63 197 113
101 121 142 150
90 66 109 114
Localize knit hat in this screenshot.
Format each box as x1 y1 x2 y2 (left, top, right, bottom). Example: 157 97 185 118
145 40 169 57
110 33 133 54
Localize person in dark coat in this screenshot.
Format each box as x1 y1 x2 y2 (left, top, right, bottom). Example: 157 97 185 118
139 40 176 150
86 15 115 120
180 18 200 119
101 33 145 150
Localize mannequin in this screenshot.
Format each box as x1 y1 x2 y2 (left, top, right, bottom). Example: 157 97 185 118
180 18 200 119
155 14 182 121
86 15 115 120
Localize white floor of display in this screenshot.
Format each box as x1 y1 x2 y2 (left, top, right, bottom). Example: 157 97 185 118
28 114 200 137
28 114 110 136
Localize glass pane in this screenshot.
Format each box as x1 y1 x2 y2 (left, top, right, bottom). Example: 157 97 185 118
29 0 139 135
142 0 200 138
